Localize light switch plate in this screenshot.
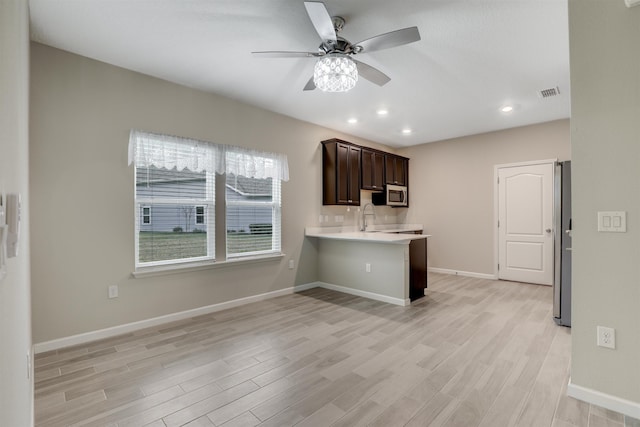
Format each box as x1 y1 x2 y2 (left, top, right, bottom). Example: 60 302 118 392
597 211 626 233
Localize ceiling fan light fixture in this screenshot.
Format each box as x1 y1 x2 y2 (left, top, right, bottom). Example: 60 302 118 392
313 53 358 92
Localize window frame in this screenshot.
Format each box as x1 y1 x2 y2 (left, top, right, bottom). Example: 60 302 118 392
195 205 205 225
141 206 151 225
130 130 288 273
134 168 216 269
225 175 282 259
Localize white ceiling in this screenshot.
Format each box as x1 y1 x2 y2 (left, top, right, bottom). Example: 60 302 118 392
28 0 570 148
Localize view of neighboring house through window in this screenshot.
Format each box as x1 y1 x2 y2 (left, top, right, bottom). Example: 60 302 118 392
135 166 215 266
142 206 151 224
195 206 205 226
226 172 281 257
130 130 289 269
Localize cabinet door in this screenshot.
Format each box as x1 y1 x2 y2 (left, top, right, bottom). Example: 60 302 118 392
361 149 374 190
395 157 407 186
348 145 361 204
335 143 360 205
385 155 408 186
372 152 385 189
361 149 385 191
409 238 427 301
336 143 351 204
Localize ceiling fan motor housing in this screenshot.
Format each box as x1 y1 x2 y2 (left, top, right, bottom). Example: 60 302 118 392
320 37 356 55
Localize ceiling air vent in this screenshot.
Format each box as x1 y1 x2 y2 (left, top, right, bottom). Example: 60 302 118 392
539 86 560 99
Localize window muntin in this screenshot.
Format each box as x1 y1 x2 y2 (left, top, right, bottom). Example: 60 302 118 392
195 206 205 225
142 206 151 224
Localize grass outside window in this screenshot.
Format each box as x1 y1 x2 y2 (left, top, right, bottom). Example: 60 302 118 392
139 231 273 263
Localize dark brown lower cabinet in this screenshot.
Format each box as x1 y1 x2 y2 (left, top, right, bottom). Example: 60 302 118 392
409 238 427 301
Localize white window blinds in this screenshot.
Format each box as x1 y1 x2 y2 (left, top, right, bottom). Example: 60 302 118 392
226 173 281 257
130 132 216 267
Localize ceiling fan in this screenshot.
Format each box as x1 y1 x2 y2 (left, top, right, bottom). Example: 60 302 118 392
252 1 421 92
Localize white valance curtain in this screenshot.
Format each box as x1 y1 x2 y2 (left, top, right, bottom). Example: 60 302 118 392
128 130 289 181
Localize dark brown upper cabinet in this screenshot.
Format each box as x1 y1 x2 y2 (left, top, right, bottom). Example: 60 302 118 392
322 139 361 206
361 148 385 191
385 154 408 186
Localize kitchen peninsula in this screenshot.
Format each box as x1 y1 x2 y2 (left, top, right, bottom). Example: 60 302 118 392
305 225 430 306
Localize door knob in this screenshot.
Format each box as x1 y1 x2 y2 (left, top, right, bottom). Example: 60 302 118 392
545 228 552 233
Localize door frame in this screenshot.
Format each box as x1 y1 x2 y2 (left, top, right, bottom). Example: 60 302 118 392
493 159 557 281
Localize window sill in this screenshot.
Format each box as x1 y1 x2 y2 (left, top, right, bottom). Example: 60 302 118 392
132 253 285 278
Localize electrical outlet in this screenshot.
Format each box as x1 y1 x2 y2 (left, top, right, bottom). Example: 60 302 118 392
597 326 615 349
365 263 371 273
288 259 294 270
108 285 119 299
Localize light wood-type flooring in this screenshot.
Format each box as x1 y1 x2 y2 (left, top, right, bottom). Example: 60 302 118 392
34 273 639 427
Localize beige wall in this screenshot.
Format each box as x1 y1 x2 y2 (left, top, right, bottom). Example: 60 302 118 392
399 119 570 276
29 43 397 344
569 0 640 408
0 0 33 425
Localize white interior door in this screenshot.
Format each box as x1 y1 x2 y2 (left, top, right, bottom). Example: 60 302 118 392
498 162 554 285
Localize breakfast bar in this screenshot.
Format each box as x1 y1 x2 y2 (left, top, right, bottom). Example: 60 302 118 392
305 225 430 306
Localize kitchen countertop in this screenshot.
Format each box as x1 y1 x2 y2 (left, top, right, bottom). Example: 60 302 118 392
305 225 430 244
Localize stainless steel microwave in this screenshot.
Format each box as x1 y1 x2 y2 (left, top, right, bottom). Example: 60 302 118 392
372 184 408 207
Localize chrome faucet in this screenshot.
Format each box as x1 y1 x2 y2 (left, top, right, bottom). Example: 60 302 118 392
361 203 376 231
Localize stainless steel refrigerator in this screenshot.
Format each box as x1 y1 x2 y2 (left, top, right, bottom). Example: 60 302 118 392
554 161 572 327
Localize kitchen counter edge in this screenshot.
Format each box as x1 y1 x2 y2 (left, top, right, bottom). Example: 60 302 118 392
305 227 430 244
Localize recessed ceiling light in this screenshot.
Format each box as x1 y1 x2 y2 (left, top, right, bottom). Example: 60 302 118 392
347 118 358 124
377 109 389 116
500 105 514 113
402 128 412 135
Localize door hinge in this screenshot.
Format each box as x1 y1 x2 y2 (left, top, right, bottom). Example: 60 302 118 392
498 263 500 271
497 177 500 184
497 220 500 228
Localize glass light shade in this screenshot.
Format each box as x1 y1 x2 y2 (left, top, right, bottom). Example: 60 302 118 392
313 54 358 92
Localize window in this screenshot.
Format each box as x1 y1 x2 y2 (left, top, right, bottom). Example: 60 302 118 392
130 131 216 267
226 173 281 257
135 165 215 266
142 206 151 224
129 130 288 269
195 206 205 225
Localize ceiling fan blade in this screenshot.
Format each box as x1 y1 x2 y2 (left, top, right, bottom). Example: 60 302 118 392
353 59 391 87
304 2 337 42
303 76 316 91
355 26 421 53
252 51 323 58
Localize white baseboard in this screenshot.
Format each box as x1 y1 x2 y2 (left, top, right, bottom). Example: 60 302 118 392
568 379 640 420
34 280 411 354
293 282 320 292
316 281 410 306
428 267 497 280
34 284 314 354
